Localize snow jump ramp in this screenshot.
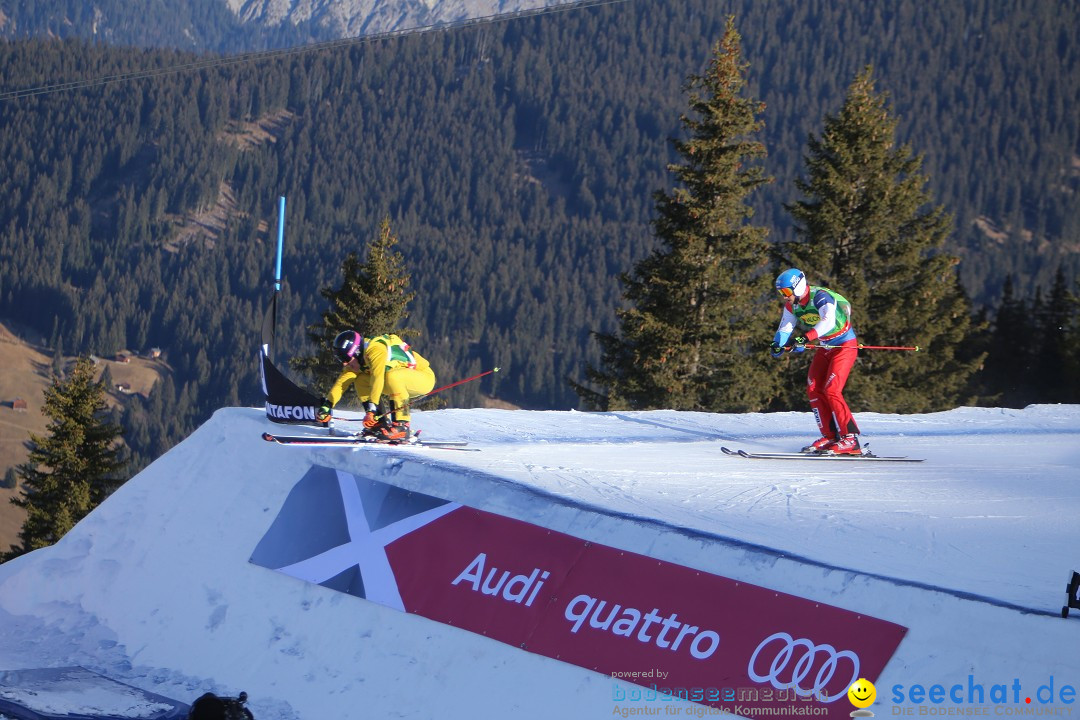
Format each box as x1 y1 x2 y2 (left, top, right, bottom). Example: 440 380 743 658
0 407 1075 720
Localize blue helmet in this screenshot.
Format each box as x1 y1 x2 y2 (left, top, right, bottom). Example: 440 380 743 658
775 268 808 303
333 330 364 363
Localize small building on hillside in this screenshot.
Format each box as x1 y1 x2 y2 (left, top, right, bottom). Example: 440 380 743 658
11 398 27 411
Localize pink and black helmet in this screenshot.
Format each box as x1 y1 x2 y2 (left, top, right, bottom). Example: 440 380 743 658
333 330 363 363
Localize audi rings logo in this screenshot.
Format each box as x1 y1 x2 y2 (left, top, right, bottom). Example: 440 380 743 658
748 631 860 704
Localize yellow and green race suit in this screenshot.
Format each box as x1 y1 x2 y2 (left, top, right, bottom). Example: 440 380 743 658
327 334 435 421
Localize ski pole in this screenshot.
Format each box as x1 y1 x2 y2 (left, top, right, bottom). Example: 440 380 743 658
414 367 502 404
358 367 501 422
807 345 915 351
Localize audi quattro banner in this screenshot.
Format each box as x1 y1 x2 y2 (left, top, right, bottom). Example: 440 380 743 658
251 467 907 718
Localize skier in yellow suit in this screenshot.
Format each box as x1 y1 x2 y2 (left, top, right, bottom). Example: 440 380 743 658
316 329 436 442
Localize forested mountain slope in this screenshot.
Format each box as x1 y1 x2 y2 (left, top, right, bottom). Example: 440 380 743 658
0 0 1076 469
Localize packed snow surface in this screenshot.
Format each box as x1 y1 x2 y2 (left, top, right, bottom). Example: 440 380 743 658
1 405 1078 719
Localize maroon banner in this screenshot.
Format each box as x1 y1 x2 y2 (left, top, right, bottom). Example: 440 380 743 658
251 469 905 718
385 504 907 718
389 506 587 646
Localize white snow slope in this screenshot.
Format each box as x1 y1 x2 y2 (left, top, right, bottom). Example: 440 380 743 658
0 405 1078 719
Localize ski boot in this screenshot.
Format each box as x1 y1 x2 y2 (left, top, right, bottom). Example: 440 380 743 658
376 420 411 443
822 434 863 456
361 413 393 440
801 436 835 453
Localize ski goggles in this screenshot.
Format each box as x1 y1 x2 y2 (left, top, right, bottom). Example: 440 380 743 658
776 286 796 299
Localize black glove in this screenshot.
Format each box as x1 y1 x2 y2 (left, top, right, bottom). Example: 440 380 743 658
791 336 809 353
770 341 786 359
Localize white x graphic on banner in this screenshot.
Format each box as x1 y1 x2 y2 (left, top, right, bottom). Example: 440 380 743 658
275 470 461 610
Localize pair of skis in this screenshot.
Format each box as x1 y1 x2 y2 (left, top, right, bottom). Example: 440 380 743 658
721 446 924 463
262 430 476 451
262 432 921 461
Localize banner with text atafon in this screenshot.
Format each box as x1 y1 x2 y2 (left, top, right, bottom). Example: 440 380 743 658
251 467 907 718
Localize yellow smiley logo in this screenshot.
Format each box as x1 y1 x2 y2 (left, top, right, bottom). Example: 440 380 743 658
848 679 877 708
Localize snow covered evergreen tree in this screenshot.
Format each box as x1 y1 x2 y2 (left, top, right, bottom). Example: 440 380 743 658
575 17 778 411
5 356 126 560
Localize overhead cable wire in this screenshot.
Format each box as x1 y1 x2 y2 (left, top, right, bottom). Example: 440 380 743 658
0 0 629 102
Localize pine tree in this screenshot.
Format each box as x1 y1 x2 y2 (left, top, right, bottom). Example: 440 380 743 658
1062 275 1080 403
291 217 416 396
99 364 114 393
980 270 1080 405
1032 268 1074 402
5 356 126 560
783 66 982 413
979 277 1030 407
574 17 778 411
51 340 65 379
